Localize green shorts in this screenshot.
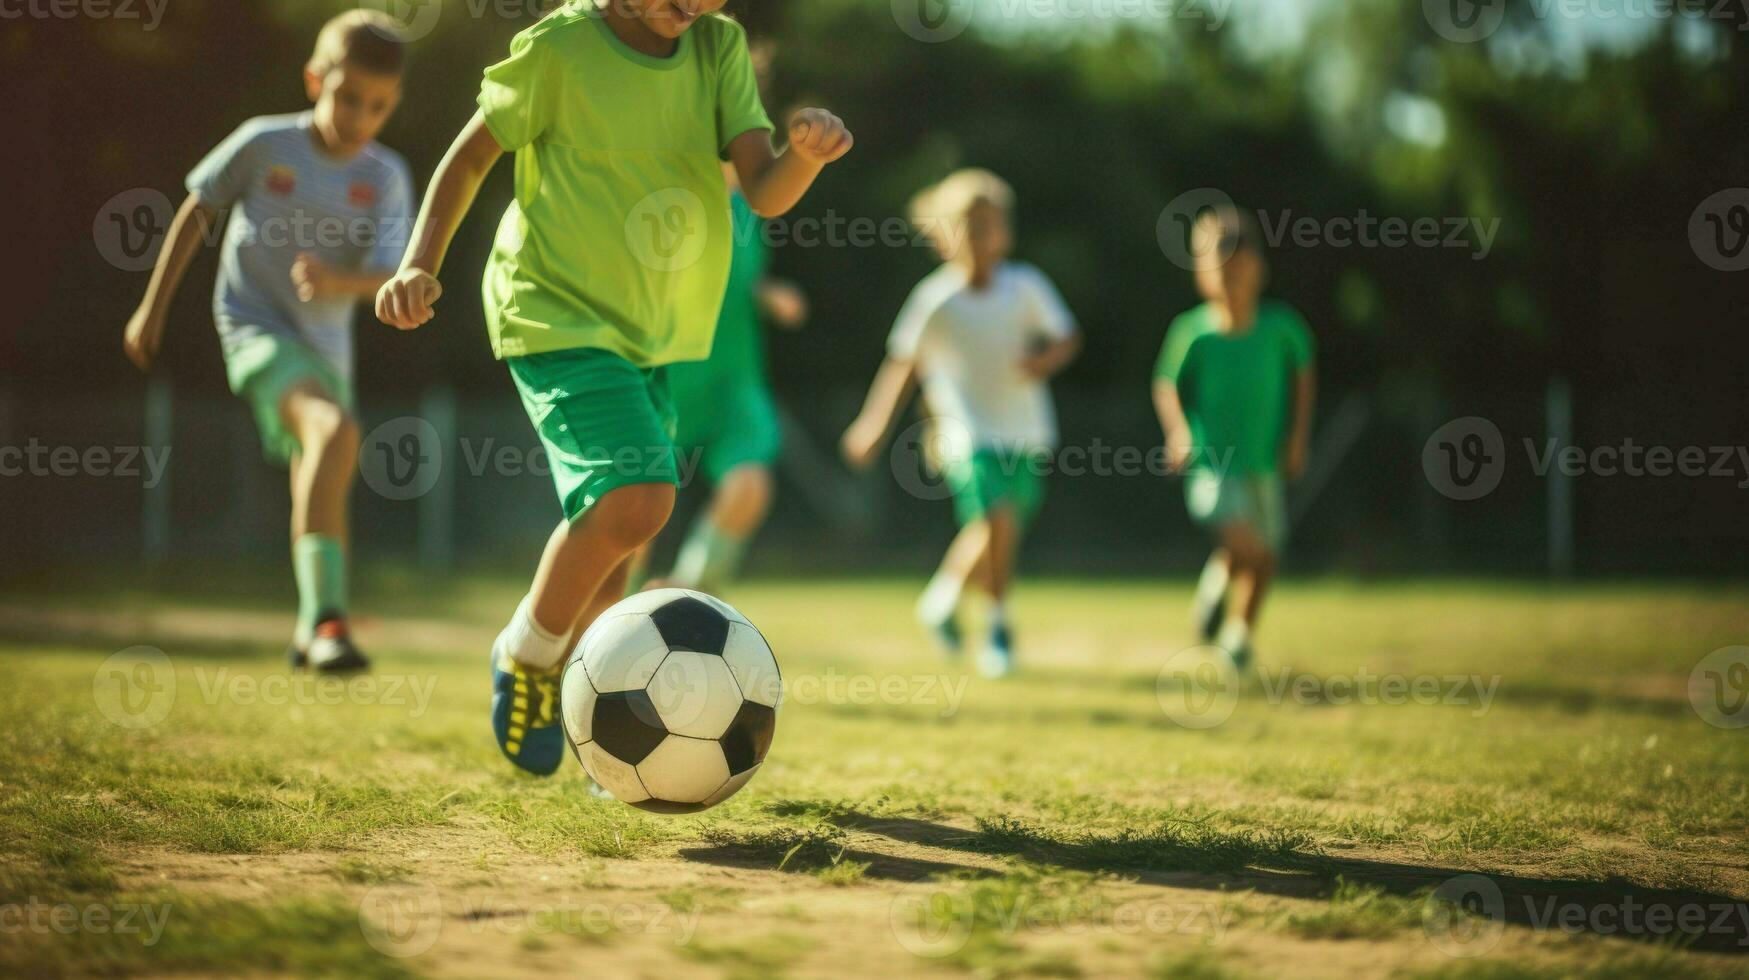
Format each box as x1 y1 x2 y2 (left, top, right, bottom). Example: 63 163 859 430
223 333 352 466
673 381 782 485
508 348 678 523
1184 469 1286 553
945 449 1047 529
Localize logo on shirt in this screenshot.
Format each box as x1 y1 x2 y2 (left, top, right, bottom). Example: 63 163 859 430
265 165 298 196
348 182 378 210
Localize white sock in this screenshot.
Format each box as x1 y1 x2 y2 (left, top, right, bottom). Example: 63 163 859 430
497 596 567 671
1192 553 1230 618
1216 617 1250 655
915 570 964 626
988 599 1009 628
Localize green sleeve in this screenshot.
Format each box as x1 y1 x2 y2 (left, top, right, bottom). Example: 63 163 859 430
1154 317 1193 383
1276 303 1315 371
478 28 556 153
714 20 774 157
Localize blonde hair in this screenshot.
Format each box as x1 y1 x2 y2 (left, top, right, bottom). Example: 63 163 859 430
309 10 407 79
909 168 1014 246
1190 204 1263 267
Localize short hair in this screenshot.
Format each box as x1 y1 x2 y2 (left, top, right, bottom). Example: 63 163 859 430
1191 204 1263 267
909 168 1015 245
309 10 407 79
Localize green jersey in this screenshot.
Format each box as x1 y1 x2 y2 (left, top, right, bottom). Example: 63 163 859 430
477 8 773 365
1155 300 1314 476
670 189 769 402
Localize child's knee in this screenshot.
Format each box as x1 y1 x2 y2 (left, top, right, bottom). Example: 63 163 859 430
584 483 675 550
286 393 357 452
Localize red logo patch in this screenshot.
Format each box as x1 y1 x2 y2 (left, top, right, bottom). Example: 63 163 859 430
348 182 378 209
265 166 297 196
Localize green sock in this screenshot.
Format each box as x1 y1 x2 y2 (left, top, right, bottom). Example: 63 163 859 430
671 520 747 593
293 534 347 646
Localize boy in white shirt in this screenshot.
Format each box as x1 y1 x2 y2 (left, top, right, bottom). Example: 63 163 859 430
843 169 1080 677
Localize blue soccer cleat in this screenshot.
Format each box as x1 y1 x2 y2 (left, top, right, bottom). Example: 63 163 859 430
491 647 565 777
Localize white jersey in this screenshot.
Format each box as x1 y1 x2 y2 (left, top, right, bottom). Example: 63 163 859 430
886 261 1076 461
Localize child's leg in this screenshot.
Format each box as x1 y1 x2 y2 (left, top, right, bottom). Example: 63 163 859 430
1191 548 1231 640
918 518 990 626
1215 524 1273 661
280 383 360 645
979 505 1019 611
511 482 677 671
566 554 639 654
671 463 772 591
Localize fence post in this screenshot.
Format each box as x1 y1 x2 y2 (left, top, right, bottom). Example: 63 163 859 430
1546 377 1574 578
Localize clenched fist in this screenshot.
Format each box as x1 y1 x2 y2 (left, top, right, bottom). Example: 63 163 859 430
787 109 853 166
376 269 443 330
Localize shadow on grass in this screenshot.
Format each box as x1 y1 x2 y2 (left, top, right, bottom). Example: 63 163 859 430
756 804 1749 954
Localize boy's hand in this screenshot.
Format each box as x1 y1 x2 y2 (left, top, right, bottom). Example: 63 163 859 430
787 109 853 166
840 418 885 472
123 306 165 372
291 252 336 302
1282 439 1309 481
760 280 809 328
1165 429 1195 474
376 269 443 330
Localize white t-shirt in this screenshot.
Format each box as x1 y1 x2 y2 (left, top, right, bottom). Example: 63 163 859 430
887 261 1076 461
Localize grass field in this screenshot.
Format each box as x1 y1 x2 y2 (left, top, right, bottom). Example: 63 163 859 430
1 573 1746 978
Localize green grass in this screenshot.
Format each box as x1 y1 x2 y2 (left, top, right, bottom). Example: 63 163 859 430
0 576 1745 978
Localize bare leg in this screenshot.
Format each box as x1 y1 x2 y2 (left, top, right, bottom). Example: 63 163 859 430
707 464 772 538
565 555 637 655
980 506 1019 603
281 384 359 546
529 482 676 637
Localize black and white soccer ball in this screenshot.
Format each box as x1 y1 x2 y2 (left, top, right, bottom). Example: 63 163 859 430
560 589 780 813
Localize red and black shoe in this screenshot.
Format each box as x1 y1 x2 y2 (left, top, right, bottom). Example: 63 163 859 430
288 613 371 674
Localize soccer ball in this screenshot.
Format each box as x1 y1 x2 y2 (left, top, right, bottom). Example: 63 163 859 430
560 589 780 813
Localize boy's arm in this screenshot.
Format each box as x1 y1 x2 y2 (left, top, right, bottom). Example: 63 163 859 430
123 194 221 371
1021 334 1081 379
840 358 917 471
291 255 397 303
726 110 852 219
377 112 505 329
1283 367 1316 480
1153 379 1195 474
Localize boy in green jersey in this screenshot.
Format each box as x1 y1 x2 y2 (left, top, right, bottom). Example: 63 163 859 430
376 0 851 776
647 162 808 593
1154 206 1316 669
122 12 413 674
